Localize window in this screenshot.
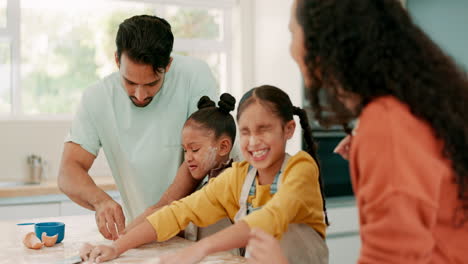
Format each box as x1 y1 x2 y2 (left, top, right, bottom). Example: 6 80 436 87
0 0 6 28
2 0 235 116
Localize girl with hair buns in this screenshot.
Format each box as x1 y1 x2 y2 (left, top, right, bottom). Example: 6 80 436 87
121 93 238 236
80 86 329 264
80 93 238 261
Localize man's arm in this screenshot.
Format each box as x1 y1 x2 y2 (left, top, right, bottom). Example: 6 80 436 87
58 142 125 240
124 162 200 232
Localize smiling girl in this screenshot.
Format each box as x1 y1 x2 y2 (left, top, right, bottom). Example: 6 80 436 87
182 94 237 182
80 85 328 264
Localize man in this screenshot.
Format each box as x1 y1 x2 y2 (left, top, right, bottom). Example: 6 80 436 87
58 15 217 240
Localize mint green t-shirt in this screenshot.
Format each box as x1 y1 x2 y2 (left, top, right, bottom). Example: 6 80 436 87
67 55 218 220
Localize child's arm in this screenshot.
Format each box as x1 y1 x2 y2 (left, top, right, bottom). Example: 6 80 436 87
156 220 251 264
80 220 157 263
80 167 239 263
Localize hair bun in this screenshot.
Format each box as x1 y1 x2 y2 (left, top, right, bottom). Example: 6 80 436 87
218 93 236 114
197 96 216 109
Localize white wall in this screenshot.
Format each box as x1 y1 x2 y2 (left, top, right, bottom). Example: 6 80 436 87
249 0 303 154
0 120 110 182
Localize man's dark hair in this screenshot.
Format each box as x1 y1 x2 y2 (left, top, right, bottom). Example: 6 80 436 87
116 15 174 73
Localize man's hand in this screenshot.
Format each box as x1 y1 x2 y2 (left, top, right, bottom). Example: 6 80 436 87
79 242 119 263
246 228 289 264
94 198 125 240
59 142 126 240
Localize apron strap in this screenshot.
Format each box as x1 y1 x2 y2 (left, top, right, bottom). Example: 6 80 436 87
234 154 291 222
276 153 291 190
234 165 257 221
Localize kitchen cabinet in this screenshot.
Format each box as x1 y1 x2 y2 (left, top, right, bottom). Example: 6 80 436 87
0 203 60 221
326 199 361 264
59 201 93 216
328 235 361 264
0 191 120 220
60 196 122 216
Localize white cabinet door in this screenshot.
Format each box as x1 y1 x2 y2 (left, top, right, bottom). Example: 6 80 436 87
327 205 359 235
327 203 360 264
60 194 121 216
0 203 60 221
60 201 94 216
328 235 361 264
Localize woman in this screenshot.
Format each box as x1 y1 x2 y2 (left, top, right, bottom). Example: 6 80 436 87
247 0 468 263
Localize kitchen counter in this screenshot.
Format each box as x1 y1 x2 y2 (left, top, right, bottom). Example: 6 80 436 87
0 177 116 198
0 214 246 264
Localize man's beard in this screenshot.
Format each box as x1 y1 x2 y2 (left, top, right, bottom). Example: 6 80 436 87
129 96 153 107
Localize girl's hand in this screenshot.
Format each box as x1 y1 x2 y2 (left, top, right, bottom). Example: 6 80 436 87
333 135 352 160
246 228 289 264
153 244 206 264
79 242 119 263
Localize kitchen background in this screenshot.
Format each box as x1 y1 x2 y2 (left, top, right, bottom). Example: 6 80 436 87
1 0 467 263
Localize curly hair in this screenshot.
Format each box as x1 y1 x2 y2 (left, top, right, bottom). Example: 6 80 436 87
296 0 468 207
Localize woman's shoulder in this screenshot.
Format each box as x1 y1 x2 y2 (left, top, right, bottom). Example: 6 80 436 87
360 96 409 121
358 95 432 137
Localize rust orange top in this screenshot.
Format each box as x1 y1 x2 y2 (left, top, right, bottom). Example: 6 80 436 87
350 96 467 263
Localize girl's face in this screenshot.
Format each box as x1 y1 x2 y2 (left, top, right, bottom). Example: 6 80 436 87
182 123 230 180
238 101 295 177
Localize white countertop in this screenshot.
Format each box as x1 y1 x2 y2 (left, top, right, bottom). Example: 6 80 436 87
0 214 246 264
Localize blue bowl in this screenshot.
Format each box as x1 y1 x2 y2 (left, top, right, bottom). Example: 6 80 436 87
34 222 65 243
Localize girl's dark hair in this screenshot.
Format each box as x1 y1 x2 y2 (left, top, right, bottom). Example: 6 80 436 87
186 93 237 144
297 0 468 212
237 85 329 225
116 15 174 73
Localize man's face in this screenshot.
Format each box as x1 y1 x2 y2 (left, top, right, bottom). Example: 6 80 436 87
116 52 171 107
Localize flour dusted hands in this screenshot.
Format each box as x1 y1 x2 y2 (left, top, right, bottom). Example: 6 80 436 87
79 242 119 263
246 228 289 264
94 198 125 240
